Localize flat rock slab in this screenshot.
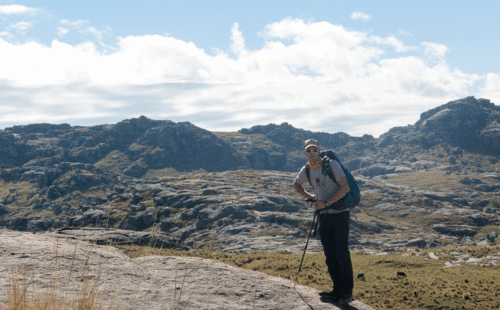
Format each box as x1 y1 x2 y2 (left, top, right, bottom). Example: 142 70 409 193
0 229 374 310
45 227 184 250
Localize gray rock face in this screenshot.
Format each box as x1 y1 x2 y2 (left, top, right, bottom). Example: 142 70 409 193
370 96 500 158
358 164 411 177
0 229 375 310
420 97 490 148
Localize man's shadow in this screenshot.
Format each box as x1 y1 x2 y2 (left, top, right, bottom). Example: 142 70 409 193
319 297 359 310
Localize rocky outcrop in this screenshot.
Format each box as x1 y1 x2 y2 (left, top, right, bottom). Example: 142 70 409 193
2 161 498 254
0 229 376 310
0 97 498 175
1 117 244 175
374 97 500 157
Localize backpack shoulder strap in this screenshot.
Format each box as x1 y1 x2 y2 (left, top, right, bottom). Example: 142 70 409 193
305 165 313 187
322 158 339 185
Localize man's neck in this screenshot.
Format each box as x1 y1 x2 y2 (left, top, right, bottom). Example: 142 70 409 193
308 157 322 165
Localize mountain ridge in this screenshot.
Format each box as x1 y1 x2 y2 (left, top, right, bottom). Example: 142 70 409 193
1 96 498 176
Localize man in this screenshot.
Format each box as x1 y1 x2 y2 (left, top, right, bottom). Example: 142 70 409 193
292 139 355 304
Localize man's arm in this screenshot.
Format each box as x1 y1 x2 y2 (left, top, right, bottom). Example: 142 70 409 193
325 176 350 206
293 179 315 201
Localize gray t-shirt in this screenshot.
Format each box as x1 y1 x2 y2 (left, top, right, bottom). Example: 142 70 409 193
295 159 348 213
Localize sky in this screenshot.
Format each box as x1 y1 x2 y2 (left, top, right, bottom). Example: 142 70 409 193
0 1 499 138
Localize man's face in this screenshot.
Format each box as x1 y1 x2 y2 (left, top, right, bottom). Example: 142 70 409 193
303 146 320 160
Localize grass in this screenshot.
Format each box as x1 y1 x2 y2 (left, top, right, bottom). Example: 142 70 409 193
384 169 500 193
1 240 110 310
384 170 472 192
211 132 278 152
94 150 133 175
0 234 194 310
115 244 500 310
143 167 181 179
474 225 500 241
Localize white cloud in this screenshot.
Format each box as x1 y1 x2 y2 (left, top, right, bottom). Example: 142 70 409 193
230 23 246 57
0 18 487 137
476 73 500 106
0 31 12 38
60 19 88 28
350 11 371 22
370 35 416 52
0 4 38 15
59 20 111 46
57 27 69 37
398 28 412 36
422 42 448 60
9 22 34 32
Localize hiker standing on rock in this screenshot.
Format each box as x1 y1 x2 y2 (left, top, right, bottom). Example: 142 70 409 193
292 139 355 304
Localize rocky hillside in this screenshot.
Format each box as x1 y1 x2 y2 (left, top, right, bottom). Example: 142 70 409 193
374 96 500 159
0 118 242 176
0 96 499 254
0 97 498 177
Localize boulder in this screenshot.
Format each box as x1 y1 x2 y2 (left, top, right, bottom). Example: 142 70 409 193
201 189 219 196
82 209 106 225
47 185 61 200
30 217 59 231
8 217 28 230
475 183 500 192
344 157 374 171
215 206 249 220
448 156 457 164
432 224 476 236
118 213 152 231
123 163 149 178
487 231 498 242
358 164 410 177
131 193 144 204
417 191 455 203
0 203 10 216
471 213 488 225
406 238 427 248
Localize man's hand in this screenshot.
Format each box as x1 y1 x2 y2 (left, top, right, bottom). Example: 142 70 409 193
293 180 315 201
313 200 327 211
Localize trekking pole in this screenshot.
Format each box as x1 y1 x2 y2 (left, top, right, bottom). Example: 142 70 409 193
294 199 317 289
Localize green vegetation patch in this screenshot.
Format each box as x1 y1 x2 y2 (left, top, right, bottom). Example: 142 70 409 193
212 132 278 152
474 226 500 241
143 167 181 179
94 150 133 174
384 170 470 192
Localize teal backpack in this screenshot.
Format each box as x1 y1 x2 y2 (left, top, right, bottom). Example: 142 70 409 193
305 150 361 210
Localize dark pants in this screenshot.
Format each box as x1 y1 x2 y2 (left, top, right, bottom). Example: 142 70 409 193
318 210 353 296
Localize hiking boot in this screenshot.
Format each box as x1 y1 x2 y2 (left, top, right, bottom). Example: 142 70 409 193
339 293 355 305
318 289 340 300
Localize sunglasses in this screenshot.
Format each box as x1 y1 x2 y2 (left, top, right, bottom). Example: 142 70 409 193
306 148 319 153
